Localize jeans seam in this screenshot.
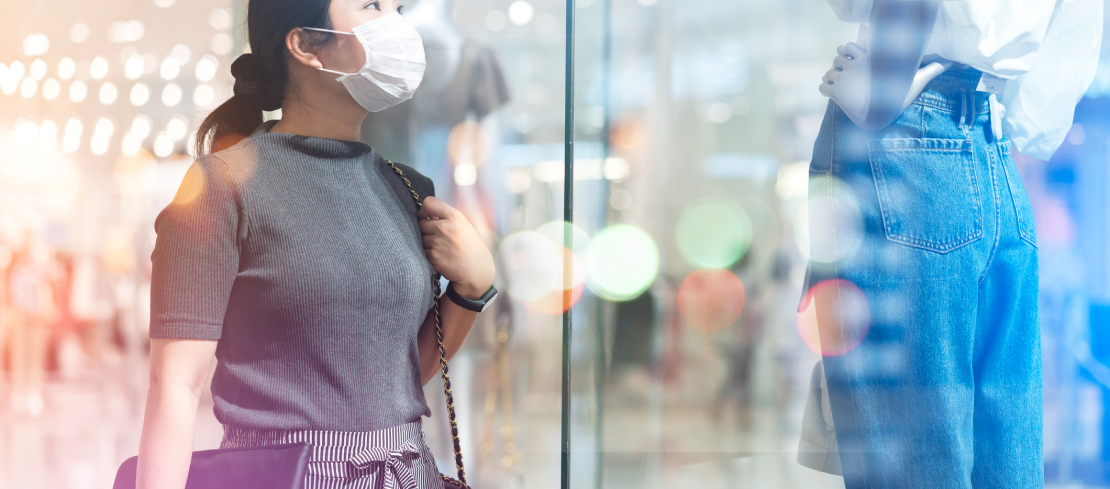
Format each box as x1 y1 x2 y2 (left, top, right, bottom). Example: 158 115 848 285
978 146 1002 287
998 145 1038 249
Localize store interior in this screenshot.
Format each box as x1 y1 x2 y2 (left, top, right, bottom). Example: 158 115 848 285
1 0 1109 487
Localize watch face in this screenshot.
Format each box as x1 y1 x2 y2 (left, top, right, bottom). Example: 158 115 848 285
479 291 498 312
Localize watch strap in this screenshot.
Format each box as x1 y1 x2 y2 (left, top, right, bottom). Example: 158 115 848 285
445 283 497 312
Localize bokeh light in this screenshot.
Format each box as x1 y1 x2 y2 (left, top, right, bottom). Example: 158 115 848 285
522 281 584 315
193 84 214 106
90 135 110 156
57 57 75 79
90 56 109 80
166 115 189 141
210 33 233 55
586 224 659 301
23 34 50 56
678 268 746 332
121 133 143 156
676 198 752 268
29 59 47 80
454 163 477 186
21 78 37 98
208 8 233 30
131 115 153 140
797 279 871 356
131 83 151 106
99 82 118 105
496 231 560 302
69 80 87 102
125 53 145 80
195 55 218 81
609 117 645 150
508 0 535 25
448 120 493 168
94 118 115 139
62 117 82 153
537 220 590 296
795 176 863 263
162 83 182 106
169 44 192 65
160 57 180 80
153 131 175 157
42 78 59 100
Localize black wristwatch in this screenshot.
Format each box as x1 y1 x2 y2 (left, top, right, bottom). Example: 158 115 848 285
444 283 499 312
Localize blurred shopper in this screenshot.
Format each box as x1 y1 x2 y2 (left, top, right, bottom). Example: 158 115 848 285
6 236 58 416
136 1 497 488
68 255 112 366
799 0 1102 487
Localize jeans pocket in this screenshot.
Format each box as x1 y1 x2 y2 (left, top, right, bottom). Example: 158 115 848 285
997 141 1038 248
868 138 983 253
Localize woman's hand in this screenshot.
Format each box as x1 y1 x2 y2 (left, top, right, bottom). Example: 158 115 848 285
820 43 870 128
417 196 495 299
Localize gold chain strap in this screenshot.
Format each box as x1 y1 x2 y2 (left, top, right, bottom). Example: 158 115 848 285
386 160 470 489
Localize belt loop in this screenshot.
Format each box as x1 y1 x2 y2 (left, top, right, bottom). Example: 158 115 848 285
959 89 973 141
957 89 967 129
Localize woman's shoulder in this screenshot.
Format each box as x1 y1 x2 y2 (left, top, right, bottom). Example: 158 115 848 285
373 153 436 203
197 135 262 181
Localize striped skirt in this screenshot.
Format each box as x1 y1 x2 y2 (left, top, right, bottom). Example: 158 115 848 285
221 420 445 489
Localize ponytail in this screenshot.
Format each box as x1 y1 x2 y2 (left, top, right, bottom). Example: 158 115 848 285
193 0 335 156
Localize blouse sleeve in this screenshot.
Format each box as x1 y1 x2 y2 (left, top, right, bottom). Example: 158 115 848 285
1000 0 1103 160
149 157 246 340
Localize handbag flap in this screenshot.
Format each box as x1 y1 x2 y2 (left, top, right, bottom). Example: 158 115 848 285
113 442 312 489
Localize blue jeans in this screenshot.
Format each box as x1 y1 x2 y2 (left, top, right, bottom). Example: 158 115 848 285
806 68 1042 488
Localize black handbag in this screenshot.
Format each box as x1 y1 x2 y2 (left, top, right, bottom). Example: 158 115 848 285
113 161 471 489
385 160 471 489
112 443 312 489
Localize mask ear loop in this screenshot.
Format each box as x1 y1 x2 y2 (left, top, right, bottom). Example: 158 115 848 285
299 27 356 76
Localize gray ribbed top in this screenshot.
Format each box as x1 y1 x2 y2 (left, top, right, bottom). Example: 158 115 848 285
149 121 435 432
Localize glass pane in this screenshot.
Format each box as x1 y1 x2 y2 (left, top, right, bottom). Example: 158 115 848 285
569 1 1110 488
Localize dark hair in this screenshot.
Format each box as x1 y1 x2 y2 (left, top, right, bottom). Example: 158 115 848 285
194 0 335 156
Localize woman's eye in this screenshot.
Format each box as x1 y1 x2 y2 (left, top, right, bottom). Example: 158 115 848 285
364 1 381 11
398 4 405 14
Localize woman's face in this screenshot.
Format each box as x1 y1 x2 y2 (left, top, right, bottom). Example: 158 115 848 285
317 0 404 75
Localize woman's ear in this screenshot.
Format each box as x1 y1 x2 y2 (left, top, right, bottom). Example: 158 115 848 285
285 28 325 70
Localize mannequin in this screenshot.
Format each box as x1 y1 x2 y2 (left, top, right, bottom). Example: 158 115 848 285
405 0 464 94
360 0 510 203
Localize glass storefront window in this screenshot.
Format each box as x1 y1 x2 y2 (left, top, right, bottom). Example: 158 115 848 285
1 1 1109 488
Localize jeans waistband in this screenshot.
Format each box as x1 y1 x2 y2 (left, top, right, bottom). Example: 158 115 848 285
914 67 993 115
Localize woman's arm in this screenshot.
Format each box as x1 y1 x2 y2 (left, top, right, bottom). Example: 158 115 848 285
414 196 496 385
820 0 941 130
418 297 480 385
136 338 218 489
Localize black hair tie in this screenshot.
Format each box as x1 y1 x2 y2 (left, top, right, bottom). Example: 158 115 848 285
231 53 283 111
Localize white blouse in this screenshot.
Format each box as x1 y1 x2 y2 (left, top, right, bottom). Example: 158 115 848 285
826 0 1103 160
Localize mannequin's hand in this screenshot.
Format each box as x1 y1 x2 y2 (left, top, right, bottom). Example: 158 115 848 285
819 43 869 128
417 197 495 299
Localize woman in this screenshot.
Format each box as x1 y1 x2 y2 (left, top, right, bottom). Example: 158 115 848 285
135 0 496 487
800 0 1099 487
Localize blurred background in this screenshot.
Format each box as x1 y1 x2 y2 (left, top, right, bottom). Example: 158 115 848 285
1 0 1109 488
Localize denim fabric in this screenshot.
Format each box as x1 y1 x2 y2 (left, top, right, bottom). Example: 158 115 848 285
806 68 1042 488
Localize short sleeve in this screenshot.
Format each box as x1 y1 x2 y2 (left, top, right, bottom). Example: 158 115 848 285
149 157 246 340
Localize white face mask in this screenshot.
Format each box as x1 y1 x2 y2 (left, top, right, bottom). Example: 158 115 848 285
303 13 426 112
